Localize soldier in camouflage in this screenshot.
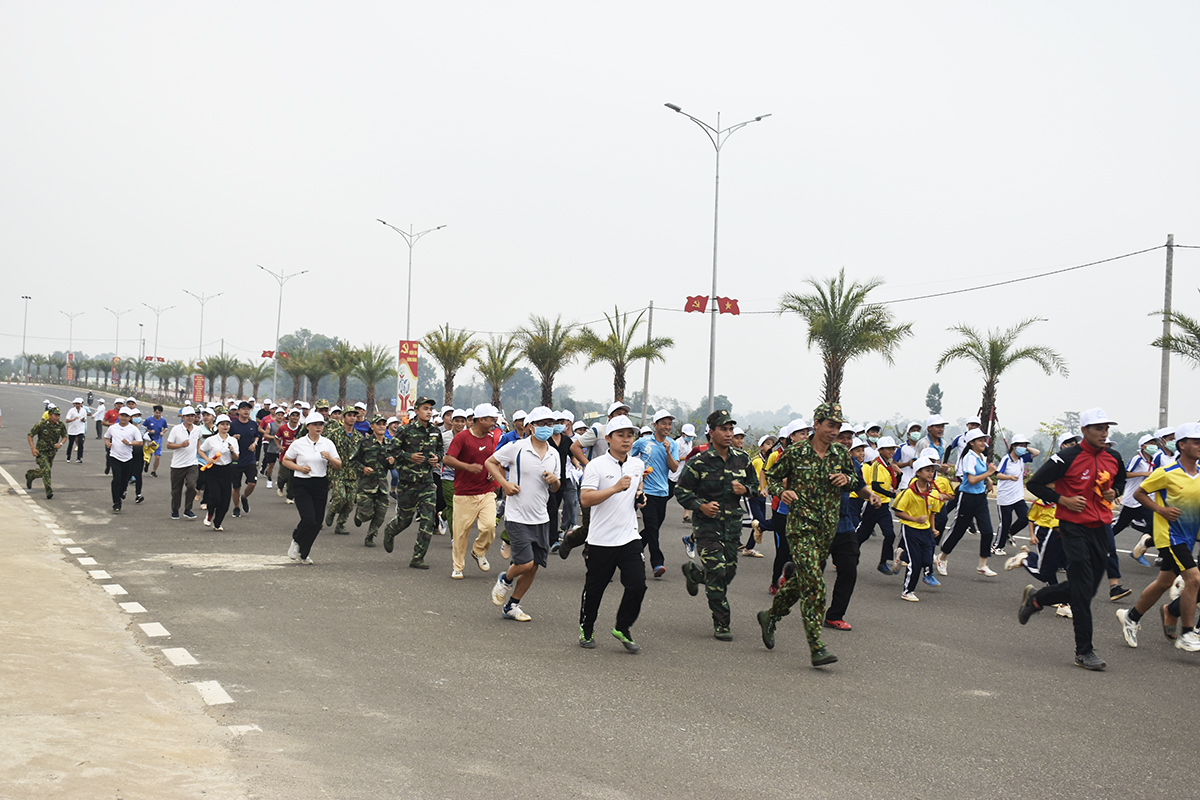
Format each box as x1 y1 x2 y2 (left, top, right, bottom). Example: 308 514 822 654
27 406 67 499
353 414 396 546
383 397 444 568
324 406 363 536
756 402 880 667
675 409 759 640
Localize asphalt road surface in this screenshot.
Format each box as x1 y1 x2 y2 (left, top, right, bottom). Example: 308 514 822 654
2 383 1195 800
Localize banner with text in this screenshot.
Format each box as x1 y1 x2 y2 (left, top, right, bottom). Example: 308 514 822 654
397 340 419 417
192 374 206 405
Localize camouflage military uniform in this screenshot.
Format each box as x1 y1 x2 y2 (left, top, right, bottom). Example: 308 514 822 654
353 429 395 544
675 411 759 635
324 422 363 534
761 403 867 660
27 414 68 498
383 415 444 566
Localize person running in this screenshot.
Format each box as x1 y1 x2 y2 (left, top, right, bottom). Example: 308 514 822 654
1116 434 1157 566
324 406 363 536
94 398 106 440
165 406 202 520
857 435 900 575
383 397 446 570
1017 408 1126 671
354 414 397 547
26 405 66 499
577 414 647 653
102 401 121 475
631 409 679 577
276 409 302 504
199 413 239 531
228 402 259 518
743 434 776 558
487 406 561 619
560 402 634 559
143 405 169 477
935 429 998 577
282 412 342 565
824 433 869 630
439 409 468 535
669 422 697 523
64 398 88 464
894 421 923 489
259 407 284 489
894 457 944 602
676 409 759 641
992 434 1039 554
1115 422 1200 653
756 403 880 667
105 407 142 512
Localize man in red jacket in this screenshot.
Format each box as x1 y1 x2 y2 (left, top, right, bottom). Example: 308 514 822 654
1018 408 1126 670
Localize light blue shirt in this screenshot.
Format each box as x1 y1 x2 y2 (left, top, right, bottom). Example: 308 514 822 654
631 435 678 497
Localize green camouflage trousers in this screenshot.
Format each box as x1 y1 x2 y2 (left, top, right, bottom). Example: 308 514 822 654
385 476 438 560
325 475 356 530
684 535 740 628
355 485 390 538
767 526 835 654
26 452 57 495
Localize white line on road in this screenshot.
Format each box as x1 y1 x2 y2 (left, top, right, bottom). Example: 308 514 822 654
77 557 97 565
102 584 128 595
88 570 112 579
57 537 75 544
66 547 86 554
227 724 261 735
118 602 147 613
139 622 171 637
162 647 198 666
192 681 234 705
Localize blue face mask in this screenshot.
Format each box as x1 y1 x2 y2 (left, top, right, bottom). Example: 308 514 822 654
533 426 553 441
132 416 143 425
552 424 565 435
1014 446 1028 456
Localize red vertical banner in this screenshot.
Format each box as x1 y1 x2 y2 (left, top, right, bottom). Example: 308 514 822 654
398 340 419 417
111 356 121 384
192 374 205 405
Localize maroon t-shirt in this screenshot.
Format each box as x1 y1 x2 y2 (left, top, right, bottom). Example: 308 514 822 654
447 428 497 496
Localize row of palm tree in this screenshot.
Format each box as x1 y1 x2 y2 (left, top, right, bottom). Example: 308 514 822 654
421 307 676 412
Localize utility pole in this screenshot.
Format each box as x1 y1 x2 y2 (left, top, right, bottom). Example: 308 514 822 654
640 301 654 426
1159 233 1174 427
21 295 31 376
142 303 175 363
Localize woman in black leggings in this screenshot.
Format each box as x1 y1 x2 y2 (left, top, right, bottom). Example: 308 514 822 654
935 429 998 577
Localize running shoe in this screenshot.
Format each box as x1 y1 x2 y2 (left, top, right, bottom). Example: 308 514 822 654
713 625 732 641
1116 608 1139 648
991 547 1008 557
300 556 314 565
901 591 919 602
502 603 531 622
683 535 696 560
579 627 596 648
824 618 852 631
472 553 490 572
1018 585 1040 624
922 575 941 587
451 569 464 579
977 565 997 577
1169 575 1185 602
183 510 197 520
682 563 699 597
1055 604 1073 619
287 540 300 560
757 610 775 650
935 556 948 576
810 648 839 667
1004 545 1029 571
1074 650 1106 671
232 507 241 518
1161 604 1178 641
1131 534 1152 562
241 498 250 514
877 562 894 576
1109 584 1132 601
500 541 511 560
171 511 180 520
1176 631 1200 652
491 574 513 605
611 628 640 653
653 565 666 578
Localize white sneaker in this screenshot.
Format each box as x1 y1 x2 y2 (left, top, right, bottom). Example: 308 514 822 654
472 552 490 572
288 541 300 560
901 591 920 602
1004 550 1029 571
500 541 511 560
203 515 212 527
1175 630 1200 652
300 556 314 565
1170 575 1185 602
1055 604 1073 618
492 574 514 606
1132 533 1151 560
502 603 531 621
1116 608 1140 648
451 569 464 579
285 498 294 505
266 479 273 488
977 565 997 577
935 557 948 576
437 519 448 536
277 488 284 497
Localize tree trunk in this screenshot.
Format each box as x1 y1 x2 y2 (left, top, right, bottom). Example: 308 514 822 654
338 376 348 406
491 384 502 408
541 376 553 408
291 374 303 400
365 383 376 413
252 380 262 398
979 379 998 458
309 377 321 405
822 357 845 405
613 367 625 403
444 370 456 408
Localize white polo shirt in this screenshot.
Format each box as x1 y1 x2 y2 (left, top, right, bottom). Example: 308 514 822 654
284 435 339 478
167 423 203 470
105 422 143 462
581 452 644 547
493 438 561 525
201 433 239 466
576 421 609 460
65 406 89 435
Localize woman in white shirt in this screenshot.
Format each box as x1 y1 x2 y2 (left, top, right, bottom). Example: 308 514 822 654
200 414 239 530
993 434 1039 554
281 412 342 564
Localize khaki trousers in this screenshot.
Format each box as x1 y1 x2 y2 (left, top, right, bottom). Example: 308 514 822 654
452 492 496 571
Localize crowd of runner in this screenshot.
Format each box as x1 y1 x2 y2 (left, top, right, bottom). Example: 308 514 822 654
21 392 1200 670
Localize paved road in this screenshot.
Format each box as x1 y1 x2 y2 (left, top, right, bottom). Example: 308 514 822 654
2 383 1195 800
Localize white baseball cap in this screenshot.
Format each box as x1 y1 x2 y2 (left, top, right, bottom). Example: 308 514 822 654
441 405 454 416
919 447 940 461
117 407 133 416
606 414 637 435
214 413 231 424
1080 408 1118 428
607 401 632 416
1175 422 1200 442
559 409 575 423
526 406 555 424
840 423 855 434
512 410 527 421
1138 433 1155 447
925 415 946 427
299 401 311 410
386 416 399 425
966 416 982 426
865 422 882 432
354 402 368 410
876 436 898 449
759 434 777 447
850 437 866 450
913 456 938 472
330 405 342 413
452 408 468 419
733 426 745 436
304 412 325 425
73 397 83 403
473 403 500 419
640 425 653 435
962 429 988 445
681 423 697 437
1011 433 1030 445
1058 432 1079 448
908 421 923 431
653 409 675 424
180 406 196 416
573 421 587 431
1154 426 1175 440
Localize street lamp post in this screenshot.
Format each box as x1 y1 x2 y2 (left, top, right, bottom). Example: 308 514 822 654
21 295 32 376
59 310 84 352
105 307 130 389
377 219 446 407
142 303 175 363
257 265 308 400
184 290 223 362
664 103 771 417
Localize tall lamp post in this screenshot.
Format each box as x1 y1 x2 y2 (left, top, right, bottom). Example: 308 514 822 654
257 265 308 399
21 295 32 376
142 303 175 363
664 103 771 417
377 219 446 407
105 307 130 388
60 310 84 353
184 290 223 362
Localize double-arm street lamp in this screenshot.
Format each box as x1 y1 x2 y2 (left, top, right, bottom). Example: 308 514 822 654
376 219 447 342
184 290 223 362
142 303 175 363
257 265 308 399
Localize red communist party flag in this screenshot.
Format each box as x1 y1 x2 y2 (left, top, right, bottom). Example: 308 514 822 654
717 297 740 315
684 295 709 313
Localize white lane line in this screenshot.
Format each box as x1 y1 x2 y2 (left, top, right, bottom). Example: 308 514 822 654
66 547 86 554
119 602 147 613
77 557 98 566
45 523 60 529
102 584 128 595
139 622 170 637
88 570 112 580
57 538 75 544
227 724 261 735
162 647 198 666
192 681 234 705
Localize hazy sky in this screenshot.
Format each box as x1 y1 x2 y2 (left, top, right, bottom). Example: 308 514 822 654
3 2 1198 435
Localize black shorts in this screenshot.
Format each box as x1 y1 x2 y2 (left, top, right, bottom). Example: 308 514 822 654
506 520 550 567
231 462 258 488
1159 542 1197 574
262 451 278 466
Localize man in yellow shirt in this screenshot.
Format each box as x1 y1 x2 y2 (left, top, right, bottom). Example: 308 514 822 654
856 436 899 575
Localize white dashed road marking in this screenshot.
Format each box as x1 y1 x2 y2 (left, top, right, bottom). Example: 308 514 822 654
88 570 112 579
227 724 261 735
192 681 234 705
102 584 128 595
119 602 147 613
66 547 86 554
77 557 98 565
57 538 75 544
139 622 171 637
162 647 198 666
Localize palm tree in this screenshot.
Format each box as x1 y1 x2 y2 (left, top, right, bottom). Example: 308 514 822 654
516 314 579 407
49 356 68 383
120 358 138 391
198 359 222 402
476 336 521 411
302 353 333 404
246 360 273 399
935 317 1068 438
325 340 362 405
232 361 253 399
133 357 151 392
150 361 173 393
278 352 308 401
1151 307 1200 368
422 324 481 407
779 268 913 404
575 306 674 403
353 343 397 412
29 353 47 380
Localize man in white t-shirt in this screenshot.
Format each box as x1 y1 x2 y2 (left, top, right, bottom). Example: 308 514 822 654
486 406 561 621
560 401 632 560
166 406 203 520
64 398 89 463
577 414 646 653
105 407 143 513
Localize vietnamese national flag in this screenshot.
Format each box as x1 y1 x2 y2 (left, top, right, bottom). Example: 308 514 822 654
717 297 740 315
262 350 275 358
685 295 709 313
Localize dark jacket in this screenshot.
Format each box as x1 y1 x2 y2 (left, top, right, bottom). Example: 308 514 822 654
1027 440 1126 528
